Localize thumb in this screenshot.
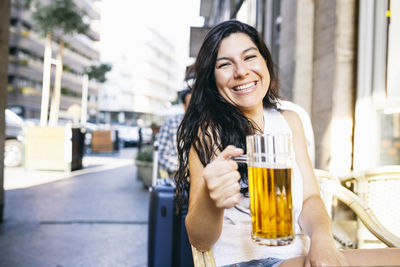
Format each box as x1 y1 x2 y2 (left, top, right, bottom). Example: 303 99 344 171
216 145 244 161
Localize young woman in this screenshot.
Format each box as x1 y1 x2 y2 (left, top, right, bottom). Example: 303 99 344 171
175 20 400 267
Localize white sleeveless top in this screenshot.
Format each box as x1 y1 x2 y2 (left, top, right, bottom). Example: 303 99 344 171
212 108 310 266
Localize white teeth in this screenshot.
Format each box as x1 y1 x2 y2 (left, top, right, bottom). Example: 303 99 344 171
234 82 256 91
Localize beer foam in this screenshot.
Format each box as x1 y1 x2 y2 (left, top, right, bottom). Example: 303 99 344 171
249 162 291 169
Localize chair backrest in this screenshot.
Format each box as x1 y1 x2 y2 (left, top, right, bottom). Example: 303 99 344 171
191 246 216 267
317 169 400 249
339 165 400 248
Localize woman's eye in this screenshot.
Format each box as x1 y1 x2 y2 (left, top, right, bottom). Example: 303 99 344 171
217 62 230 69
245 55 256 60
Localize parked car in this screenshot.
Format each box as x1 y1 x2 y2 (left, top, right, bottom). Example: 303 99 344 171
5 109 24 167
114 124 140 147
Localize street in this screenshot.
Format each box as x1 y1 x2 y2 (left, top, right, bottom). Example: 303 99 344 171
0 148 149 267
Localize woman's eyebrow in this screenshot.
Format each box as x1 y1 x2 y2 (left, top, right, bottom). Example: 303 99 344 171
216 56 230 62
244 47 257 53
216 47 258 62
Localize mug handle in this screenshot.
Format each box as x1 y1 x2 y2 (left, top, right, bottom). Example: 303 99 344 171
231 155 247 164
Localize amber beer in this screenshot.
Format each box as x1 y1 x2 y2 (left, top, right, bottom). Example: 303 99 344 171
246 133 294 246
248 166 294 245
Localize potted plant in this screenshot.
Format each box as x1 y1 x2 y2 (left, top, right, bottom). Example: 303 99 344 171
135 145 153 187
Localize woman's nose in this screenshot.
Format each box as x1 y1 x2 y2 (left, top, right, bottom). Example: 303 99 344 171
234 62 249 78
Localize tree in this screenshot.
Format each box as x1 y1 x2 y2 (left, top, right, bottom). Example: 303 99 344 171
0 0 11 222
30 0 89 126
85 63 112 83
80 63 112 124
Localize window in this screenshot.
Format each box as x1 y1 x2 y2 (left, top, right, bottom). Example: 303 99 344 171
375 0 400 165
386 0 400 98
378 111 400 165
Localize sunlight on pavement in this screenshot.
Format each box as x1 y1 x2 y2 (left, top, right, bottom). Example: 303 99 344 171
4 153 135 190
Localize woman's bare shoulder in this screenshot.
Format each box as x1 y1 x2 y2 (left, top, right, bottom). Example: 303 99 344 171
280 109 302 129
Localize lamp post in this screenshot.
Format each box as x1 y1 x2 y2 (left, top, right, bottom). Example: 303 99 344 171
81 74 89 126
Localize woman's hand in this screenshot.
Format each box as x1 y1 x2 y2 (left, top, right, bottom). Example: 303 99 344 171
304 235 348 267
202 145 244 209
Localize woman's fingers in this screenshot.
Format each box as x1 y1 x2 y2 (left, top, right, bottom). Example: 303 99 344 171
218 192 241 208
203 160 237 179
206 168 240 190
203 145 243 177
204 167 241 208
208 171 241 208
215 145 244 161
212 185 241 208
207 169 240 193
202 145 244 209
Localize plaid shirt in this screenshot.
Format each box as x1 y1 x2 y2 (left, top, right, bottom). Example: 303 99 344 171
157 113 184 174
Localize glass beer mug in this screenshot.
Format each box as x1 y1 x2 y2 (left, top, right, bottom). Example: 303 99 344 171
245 133 294 246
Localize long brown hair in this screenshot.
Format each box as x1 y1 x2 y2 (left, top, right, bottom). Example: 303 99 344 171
175 20 279 207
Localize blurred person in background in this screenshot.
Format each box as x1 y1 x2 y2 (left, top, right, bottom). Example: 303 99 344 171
158 88 192 178
138 127 143 152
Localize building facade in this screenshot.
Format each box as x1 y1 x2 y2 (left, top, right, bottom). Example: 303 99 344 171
7 0 102 122
98 25 181 125
197 0 400 173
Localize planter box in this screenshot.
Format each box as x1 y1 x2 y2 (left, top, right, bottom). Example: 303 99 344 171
136 160 153 187
24 125 84 172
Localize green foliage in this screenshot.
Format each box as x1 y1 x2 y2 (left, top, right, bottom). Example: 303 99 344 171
170 96 179 105
136 146 153 162
61 87 79 97
85 63 112 83
31 0 89 37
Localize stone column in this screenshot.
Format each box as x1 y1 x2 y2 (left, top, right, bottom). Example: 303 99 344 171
292 0 315 115
0 0 11 221
277 0 315 115
311 0 336 170
311 0 357 172
329 0 357 174
279 0 297 101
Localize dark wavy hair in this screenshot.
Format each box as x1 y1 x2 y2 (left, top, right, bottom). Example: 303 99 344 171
175 20 279 207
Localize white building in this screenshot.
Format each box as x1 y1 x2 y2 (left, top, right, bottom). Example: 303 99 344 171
7 0 102 121
98 1 186 125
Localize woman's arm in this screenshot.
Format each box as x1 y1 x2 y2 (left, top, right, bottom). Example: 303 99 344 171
185 145 244 251
282 110 348 266
282 110 331 237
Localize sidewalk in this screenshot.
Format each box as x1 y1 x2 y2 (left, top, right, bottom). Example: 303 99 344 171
0 148 149 267
4 148 137 190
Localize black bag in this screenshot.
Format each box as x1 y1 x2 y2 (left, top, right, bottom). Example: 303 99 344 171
147 179 193 267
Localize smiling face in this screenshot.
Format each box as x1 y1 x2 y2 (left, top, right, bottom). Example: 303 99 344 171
214 32 270 116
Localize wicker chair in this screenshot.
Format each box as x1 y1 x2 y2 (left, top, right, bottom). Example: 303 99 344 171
335 166 400 249
191 246 216 267
190 168 400 267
